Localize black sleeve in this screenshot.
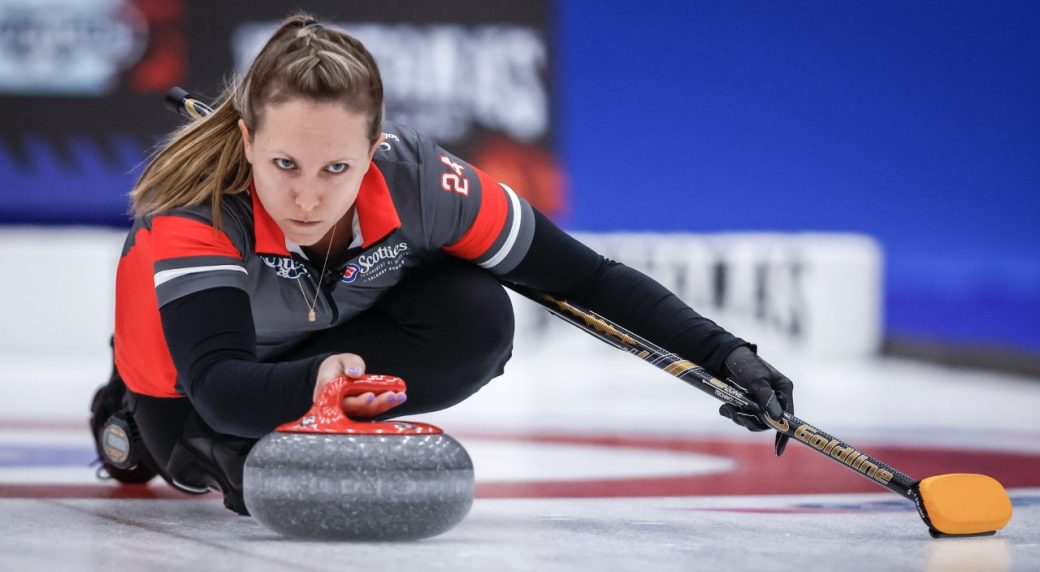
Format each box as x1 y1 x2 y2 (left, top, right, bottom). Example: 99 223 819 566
501 210 751 377
159 287 327 438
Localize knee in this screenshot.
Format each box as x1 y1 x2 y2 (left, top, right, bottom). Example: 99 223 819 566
457 280 514 361
376 262 516 415
419 262 515 361
425 270 515 402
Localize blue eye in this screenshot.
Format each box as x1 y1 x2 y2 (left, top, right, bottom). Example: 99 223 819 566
327 163 348 174
274 158 295 170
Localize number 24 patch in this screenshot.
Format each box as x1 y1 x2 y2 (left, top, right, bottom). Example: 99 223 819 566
439 156 469 196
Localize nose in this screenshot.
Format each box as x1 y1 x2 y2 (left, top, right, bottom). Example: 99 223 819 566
292 180 320 212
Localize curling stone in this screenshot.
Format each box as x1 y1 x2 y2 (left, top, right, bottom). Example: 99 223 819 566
243 375 474 541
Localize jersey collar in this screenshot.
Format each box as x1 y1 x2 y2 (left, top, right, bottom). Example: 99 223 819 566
252 163 401 257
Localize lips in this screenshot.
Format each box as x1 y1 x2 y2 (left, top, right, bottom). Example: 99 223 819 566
289 219 322 228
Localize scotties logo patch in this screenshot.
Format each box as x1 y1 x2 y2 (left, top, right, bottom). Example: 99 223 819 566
341 242 410 283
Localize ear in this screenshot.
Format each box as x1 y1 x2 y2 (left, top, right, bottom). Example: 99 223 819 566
362 132 386 175
368 132 386 161
238 119 254 164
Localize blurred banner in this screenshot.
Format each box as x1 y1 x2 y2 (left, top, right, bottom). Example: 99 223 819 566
0 0 565 225
0 226 883 361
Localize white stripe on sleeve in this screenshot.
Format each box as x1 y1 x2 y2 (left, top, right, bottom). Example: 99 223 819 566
154 265 248 287
478 183 523 270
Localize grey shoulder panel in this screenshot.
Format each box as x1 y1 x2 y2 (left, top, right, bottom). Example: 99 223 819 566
155 268 250 308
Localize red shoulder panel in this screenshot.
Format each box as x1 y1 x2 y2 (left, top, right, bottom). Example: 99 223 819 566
151 215 242 261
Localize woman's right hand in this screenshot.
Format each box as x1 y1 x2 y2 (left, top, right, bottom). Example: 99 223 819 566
314 353 407 418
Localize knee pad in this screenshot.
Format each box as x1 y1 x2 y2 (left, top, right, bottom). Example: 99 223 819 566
90 382 157 484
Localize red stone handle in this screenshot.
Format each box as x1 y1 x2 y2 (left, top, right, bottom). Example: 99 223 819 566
275 374 441 435
318 374 406 409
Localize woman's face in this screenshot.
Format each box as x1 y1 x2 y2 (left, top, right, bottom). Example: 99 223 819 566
240 98 378 247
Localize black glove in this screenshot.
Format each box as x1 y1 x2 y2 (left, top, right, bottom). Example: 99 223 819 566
719 346 795 456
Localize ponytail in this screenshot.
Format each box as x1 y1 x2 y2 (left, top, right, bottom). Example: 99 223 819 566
130 91 248 228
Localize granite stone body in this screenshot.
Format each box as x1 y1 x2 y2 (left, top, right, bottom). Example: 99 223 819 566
243 432 474 540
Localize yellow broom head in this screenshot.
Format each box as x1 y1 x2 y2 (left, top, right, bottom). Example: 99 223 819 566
918 473 1012 536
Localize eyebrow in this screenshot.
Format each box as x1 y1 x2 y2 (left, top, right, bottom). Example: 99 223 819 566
271 150 357 164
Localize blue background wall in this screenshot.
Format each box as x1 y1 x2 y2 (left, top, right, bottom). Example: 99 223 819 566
558 1 1040 353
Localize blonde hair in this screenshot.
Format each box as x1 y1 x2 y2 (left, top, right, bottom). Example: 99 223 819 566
130 13 384 228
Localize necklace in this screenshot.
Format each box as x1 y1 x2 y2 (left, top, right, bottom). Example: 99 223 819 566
295 223 337 322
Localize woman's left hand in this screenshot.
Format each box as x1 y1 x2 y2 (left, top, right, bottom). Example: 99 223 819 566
719 346 795 456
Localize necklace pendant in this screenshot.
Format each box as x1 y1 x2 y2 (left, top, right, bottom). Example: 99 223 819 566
308 309 316 322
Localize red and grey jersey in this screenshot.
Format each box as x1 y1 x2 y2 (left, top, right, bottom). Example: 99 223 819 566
115 121 535 398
